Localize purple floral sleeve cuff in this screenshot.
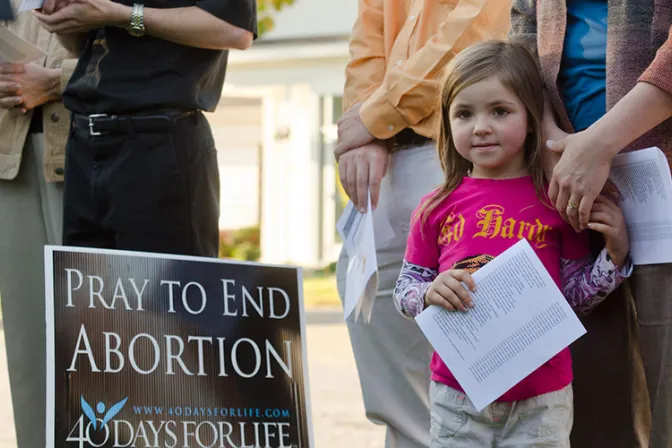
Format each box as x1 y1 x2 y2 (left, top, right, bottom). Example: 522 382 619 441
393 260 437 318
561 248 633 315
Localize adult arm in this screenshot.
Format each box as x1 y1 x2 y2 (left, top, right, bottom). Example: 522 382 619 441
342 0 386 113
335 0 387 210
357 0 511 141
54 33 88 55
548 26 672 231
35 0 256 51
336 0 510 209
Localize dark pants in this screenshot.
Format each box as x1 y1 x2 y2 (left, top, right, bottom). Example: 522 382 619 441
571 233 672 448
62 111 220 257
570 282 651 448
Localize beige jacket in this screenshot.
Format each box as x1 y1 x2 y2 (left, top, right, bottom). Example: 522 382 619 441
0 2 77 182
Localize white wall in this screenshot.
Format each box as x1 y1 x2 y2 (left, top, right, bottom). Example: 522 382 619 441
262 0 357 40
205 99 263 231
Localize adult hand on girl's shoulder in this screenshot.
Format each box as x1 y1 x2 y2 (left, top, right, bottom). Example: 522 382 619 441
338 141 389 212
425 270 476 312
547 130 614 232
587 195 629 267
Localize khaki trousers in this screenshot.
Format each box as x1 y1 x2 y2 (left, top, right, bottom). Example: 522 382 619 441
337 144 444 448
0 134 63 448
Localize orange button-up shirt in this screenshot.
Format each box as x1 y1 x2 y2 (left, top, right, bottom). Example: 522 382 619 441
344 0 512 140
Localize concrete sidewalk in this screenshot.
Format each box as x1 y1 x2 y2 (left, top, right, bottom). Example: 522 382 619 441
0 316 385 448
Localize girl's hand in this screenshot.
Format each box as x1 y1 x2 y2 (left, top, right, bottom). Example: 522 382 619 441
587 195 630 267
425 269 476 312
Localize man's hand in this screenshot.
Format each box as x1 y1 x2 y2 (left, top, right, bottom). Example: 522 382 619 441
334 103 375 160
425 270 476 312
0 63 61 112
338 141 388 212
588 195 629 268
0 64 24 109
34 0 129 34
547 130 613 232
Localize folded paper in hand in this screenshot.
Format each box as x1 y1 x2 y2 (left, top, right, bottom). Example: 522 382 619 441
0 24 45 64
18 0 44 12
609 146 672 265
336 192 378 323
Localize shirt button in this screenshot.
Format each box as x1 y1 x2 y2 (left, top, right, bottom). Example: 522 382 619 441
396 60 403 67
387 125 394 131
55 167 64 176
50 113 60 123
409 15 415 21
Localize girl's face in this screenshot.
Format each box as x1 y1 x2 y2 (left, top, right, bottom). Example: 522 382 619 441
448 75 530 179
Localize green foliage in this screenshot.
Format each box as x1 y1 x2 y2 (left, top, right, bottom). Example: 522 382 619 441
219 226 261 262
257 0 296 36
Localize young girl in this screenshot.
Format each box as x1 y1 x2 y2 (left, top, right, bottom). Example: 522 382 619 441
393 40 632 447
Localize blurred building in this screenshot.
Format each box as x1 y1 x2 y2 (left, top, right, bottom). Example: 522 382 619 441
207 0 357 267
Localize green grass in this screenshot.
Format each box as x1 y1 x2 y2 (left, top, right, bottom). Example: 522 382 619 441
302 275 341 309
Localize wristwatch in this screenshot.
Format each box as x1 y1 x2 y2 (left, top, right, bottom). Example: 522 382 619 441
126 3 146 37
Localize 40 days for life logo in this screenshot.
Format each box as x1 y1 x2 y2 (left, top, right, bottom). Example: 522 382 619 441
67 396 129 447
66 396 295 448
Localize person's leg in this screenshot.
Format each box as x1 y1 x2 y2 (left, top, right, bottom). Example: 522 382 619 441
0 134 63 448
631 264 672 448
429 381 492 448
570 282 650 448
497 386 573 448
337 144 444 448
62 124 116 249
95 112 219 256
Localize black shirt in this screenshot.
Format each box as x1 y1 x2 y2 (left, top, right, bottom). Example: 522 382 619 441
62 0 257 114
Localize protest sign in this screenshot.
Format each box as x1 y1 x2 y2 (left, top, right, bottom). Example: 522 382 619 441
45 246 312 448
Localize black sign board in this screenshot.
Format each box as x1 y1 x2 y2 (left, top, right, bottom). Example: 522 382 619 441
46 246 312 448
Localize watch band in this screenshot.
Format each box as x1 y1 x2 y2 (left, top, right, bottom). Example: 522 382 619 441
128 3 145 35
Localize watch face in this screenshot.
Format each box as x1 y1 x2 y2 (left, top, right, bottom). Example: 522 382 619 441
128 26 145 37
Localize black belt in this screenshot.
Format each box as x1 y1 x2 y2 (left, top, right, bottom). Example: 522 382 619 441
73 110 196 136
391 128 432 150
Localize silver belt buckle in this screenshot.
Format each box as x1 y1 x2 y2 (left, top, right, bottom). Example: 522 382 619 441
88 114 107 136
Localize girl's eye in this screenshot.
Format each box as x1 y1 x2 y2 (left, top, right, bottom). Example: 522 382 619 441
456 110 471 119
493 108 509 116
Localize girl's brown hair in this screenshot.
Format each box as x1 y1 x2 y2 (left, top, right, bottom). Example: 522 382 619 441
417 40 547 226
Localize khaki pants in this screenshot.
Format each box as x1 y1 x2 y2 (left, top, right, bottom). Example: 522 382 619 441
0 134 63 448
430 381 573 448
337 144 444 448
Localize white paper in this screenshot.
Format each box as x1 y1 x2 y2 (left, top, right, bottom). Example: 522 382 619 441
18 0 43 12
608 146 672 265
415 239 586 411
336 193 378 322
0 25 45 64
